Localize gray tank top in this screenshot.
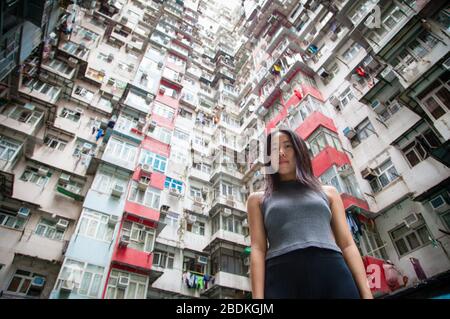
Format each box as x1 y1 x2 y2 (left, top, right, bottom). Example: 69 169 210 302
261 180 342 260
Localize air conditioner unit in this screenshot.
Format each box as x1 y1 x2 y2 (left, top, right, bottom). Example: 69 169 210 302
117 276 130 288
141 164 153 174
187 214 197 224
56 219 69 230
23 103 35 111
111 184 125 197
145 94 153 104
404 213 421 228
193 196 203 206
197 255 208 264
59 173 71 182
338 164 353 177
38 167 49 177
60 279 75 292
280 81 290 92
108 215 119 226
361 167 377 180
17 207 31 218
169 187 181 197
31 276 46 288
107 53 114 62
157 61 164 69
119 234 130 247
226 195 235 203
68 57 78 67
242 218 249 228
159 87 166 95
343 127 357 139
430 195 450 213
82 143 93 151
201 186 209 194
371 100 386 114
148 120 157 131
223 208 232 217
329 95 340 108
138 177 149 190
243 256 250 266
318 67 330 79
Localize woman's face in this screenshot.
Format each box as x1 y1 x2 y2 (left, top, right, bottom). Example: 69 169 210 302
271 132 297 176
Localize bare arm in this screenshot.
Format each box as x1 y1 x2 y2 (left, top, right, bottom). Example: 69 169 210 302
324 186 373 299
247 192 267 299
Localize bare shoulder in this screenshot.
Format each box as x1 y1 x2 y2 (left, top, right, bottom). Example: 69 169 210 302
247 191 265 207
321 185 340 202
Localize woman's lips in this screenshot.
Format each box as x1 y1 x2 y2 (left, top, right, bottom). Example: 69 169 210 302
279 160 289 165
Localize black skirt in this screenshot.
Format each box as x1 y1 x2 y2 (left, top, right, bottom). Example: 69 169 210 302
264 246 361 299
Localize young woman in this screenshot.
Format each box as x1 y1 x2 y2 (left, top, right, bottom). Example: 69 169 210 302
247 129 373 299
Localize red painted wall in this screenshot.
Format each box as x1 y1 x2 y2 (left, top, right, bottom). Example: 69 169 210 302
112 246 154 273
155 92 179 109
341 193 370 211
124 201 160 223
140 136 171 157
312 146 351 177
295 111 338 140
132 168 166 190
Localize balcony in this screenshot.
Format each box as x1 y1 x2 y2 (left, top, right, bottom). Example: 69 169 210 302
294 111 337 140
211 195 246 213
311 146 351 177
111 246 155 274
59 41 89 61
210 162 244 183
200 271 251 297
19 78 61 105
341 193 370 212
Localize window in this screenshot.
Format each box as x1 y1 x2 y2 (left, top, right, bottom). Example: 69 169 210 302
59 107 81 122
379 100 402 121
97 52 112 63
129 183 161 209
158 85 178 99
20 166 51 187
139 150 167 173
192 162 211 174
46 59 74 75
78 209 114 242
164 211 179 228
44 135 68 151
0 207 27 230
57 259 104 298
349 0 378 24
173 128 190 141
307 128 343 157
35 218 66 241
0 136 21 161
339 87 355 109
23 79 60 100
153 250 174 269
368 159 399 193
7 270 46 297
211 249 246 276
183 256 206 274
441 210 450 230
93 173 127 197
105 138 137 163
2 104 42 125
403 141 427 167
221 215 243 235
368 4 406 44
151 126 172 144
390 217 431 257
74 86 94 102
360 223 388 260
342 42 362 61
186 221 205 236
351 118 376 147
417 76 449 120
153 101 175 119
170 149 188 164
57 175 84 195
393 30 440 75
178 108 193 119
121 221 155 253
164 177 183 192
190 186 202 198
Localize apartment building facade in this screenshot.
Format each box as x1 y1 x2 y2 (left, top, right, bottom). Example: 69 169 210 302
0 0 449 299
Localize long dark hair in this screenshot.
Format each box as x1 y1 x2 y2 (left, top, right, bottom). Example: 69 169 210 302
262 129 322 200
